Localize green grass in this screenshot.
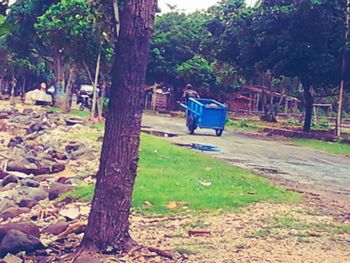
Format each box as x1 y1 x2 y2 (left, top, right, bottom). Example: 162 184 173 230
293 139 350 156
249 215 350 238
226 119 260 132
47 106 90 118
65 132 299 214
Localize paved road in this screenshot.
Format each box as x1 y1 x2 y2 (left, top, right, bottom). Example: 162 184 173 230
142 114 350 196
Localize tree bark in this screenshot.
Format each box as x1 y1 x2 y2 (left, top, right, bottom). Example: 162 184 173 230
303 83 314 132
80 0 157 253
90 50 101 120
63 64 77 113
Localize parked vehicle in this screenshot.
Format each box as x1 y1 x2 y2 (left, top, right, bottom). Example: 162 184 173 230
77 85 93 111
180 98 227 136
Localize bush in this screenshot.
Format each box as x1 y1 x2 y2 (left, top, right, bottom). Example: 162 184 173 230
283 118 301 127
312 119 331 130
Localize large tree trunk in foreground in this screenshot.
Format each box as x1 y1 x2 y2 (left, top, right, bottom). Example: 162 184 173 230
80 0 157 253
303 83 313 132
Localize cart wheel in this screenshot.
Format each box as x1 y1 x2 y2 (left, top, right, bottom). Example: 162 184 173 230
215 129 223 137
188 118 196 134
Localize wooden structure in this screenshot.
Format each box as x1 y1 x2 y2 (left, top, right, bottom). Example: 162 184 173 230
144 83 171 112
226 93 253 111
227 84 300 114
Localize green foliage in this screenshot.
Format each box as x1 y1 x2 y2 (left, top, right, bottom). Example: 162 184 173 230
147 11 212 89
65 133 299 214
311 119 331 130
283 118 301 127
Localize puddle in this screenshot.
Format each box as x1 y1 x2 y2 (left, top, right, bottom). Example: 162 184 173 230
142 130 178 138
175 143 220 152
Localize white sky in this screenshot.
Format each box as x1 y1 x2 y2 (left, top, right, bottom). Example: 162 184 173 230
159 0 257 13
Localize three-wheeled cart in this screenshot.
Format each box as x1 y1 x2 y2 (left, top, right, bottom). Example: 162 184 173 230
180 98 227 136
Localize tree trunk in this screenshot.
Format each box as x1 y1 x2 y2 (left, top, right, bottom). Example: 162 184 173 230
303 83 313 132
63 65 77 113
90 50 101 120
80 0 157 253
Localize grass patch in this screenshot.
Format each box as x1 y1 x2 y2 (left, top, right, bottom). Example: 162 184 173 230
249 214 350 239
65 130 300 214
226 119 260 132
293 139 350 156
47 106 90 119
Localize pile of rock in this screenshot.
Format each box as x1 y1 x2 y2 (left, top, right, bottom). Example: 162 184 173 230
0 107 99 260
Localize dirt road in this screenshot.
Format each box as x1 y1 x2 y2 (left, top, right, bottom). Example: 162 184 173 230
142 114 350 197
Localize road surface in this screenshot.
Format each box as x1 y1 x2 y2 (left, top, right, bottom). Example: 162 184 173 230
142 114 350 196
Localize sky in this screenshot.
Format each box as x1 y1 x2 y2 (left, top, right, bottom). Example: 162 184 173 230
158 0 257 13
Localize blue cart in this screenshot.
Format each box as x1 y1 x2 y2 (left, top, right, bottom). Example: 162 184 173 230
180 98 227 136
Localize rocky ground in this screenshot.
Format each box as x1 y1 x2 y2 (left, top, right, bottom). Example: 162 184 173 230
0 100 349 263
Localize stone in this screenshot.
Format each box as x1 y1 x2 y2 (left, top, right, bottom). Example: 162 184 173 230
0 221 40 241
2 254 22 263
18 199 38 209
0 170 9 180
20 179 39 188
7 137 24 148
8 172 34 180
73 255 104 263
0 190 20 202
24 89 52 105
0 230 44 258
48 150 67 161
7 160 38 175
2 174 19 187
17 187 48 202
0 207 30 220
48 183 74 201
1 183 17 191
42 220 69 236
71 149 95 161
59 206 80 221
0 199 16 212
65 142 84 154
50 163 65 174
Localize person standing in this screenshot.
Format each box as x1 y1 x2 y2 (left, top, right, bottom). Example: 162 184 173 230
181 84 200 104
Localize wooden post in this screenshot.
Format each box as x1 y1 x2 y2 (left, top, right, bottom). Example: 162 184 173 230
249 92 252 115
336 0 350 137
256 93 260 111
313 105 318 123
285 98 288 114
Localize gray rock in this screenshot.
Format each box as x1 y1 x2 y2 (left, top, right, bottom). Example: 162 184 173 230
2 174 19 187
71 148 95 161
7 137 24 148
0 170 9 179
17 187 48 202
0 207 30 220
2 254 22 263
48 183 74 201
0 190 20 202
20 179 39 188
0 199 16 212
0 230 44 257
7 159 38 174
0 221 40 241
1 182 17 191
18 199 38 209
42 220 69 235
8 171 34 180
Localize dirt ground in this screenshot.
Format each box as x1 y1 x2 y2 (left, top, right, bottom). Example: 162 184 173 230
0 101 349 262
